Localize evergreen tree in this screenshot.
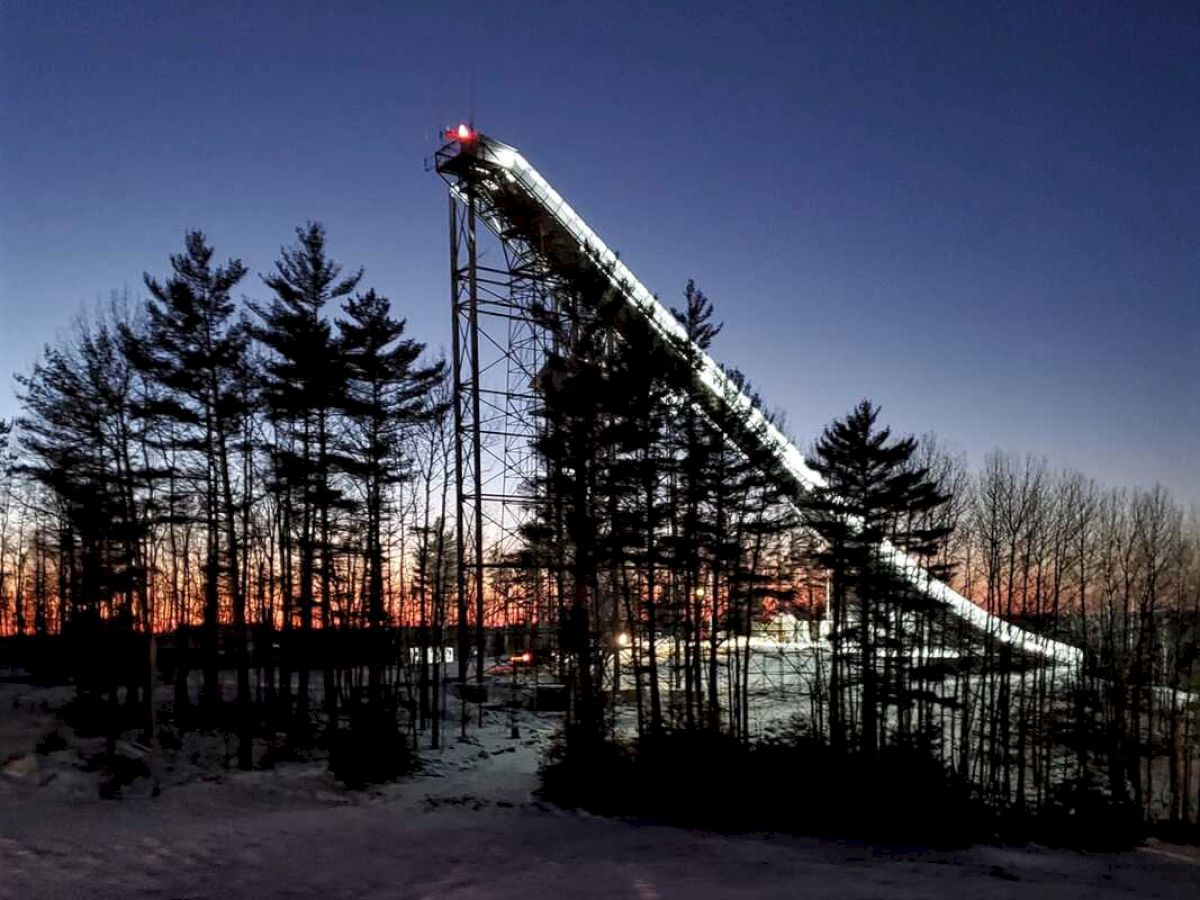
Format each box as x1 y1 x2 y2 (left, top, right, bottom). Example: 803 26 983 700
129 231 254 765
807 400 952 758
253 222 359 742
709 367 802 740
601 320 678 737
337 288 444 704
524 313 612 742
18 314 153 747
668 280 722 729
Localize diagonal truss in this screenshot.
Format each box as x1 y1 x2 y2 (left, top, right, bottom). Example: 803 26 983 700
436 129 1082 667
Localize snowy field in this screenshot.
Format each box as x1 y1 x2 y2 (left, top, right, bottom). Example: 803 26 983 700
2 680 1198 899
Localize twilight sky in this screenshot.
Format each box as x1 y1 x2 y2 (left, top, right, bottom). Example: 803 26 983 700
1 2 1196 503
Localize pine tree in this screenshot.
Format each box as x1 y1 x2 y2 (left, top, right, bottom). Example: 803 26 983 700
18 314 153 748
601 320 678 738
337 288 444 705
710 368 802 740
524 317 611 742
129 231 254 765
253 222 359 742
807 400 951 758
668 280 722 730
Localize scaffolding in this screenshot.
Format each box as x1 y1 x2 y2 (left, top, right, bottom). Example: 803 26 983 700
439 137 575 683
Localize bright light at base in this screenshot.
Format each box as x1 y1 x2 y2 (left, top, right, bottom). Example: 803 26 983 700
617 632 630 647
455 123 474 141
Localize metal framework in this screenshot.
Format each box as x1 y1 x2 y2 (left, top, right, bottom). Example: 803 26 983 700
441 146 575 681
435 127 1083 670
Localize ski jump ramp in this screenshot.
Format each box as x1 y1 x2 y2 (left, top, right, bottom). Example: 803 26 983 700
435 127 1082 668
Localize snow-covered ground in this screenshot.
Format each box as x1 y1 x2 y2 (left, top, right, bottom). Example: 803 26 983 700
1 680 1197 899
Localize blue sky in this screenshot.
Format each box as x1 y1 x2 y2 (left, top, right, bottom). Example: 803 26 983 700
1 1 1196 502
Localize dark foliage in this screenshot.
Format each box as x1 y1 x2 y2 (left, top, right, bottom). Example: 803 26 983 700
540 723 1153 850
60 691 143 739
1013 775 1144 850
540 726 981 846
328 691 416 789
537 725 637 817
35 728 68 754
806 400 954 758
95 752 151 800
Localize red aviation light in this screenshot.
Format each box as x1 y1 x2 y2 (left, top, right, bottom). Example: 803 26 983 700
446 123 475 142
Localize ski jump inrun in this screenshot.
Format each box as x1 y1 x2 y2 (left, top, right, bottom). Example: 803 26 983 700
435 125 1082 668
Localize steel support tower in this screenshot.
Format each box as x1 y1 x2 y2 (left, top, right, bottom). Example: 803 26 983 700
441 137 576 682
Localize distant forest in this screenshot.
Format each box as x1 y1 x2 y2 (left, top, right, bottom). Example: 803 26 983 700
0 225 1197 838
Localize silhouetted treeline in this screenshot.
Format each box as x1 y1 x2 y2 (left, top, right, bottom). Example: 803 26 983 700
1 254 1197 836
3 225 446 772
